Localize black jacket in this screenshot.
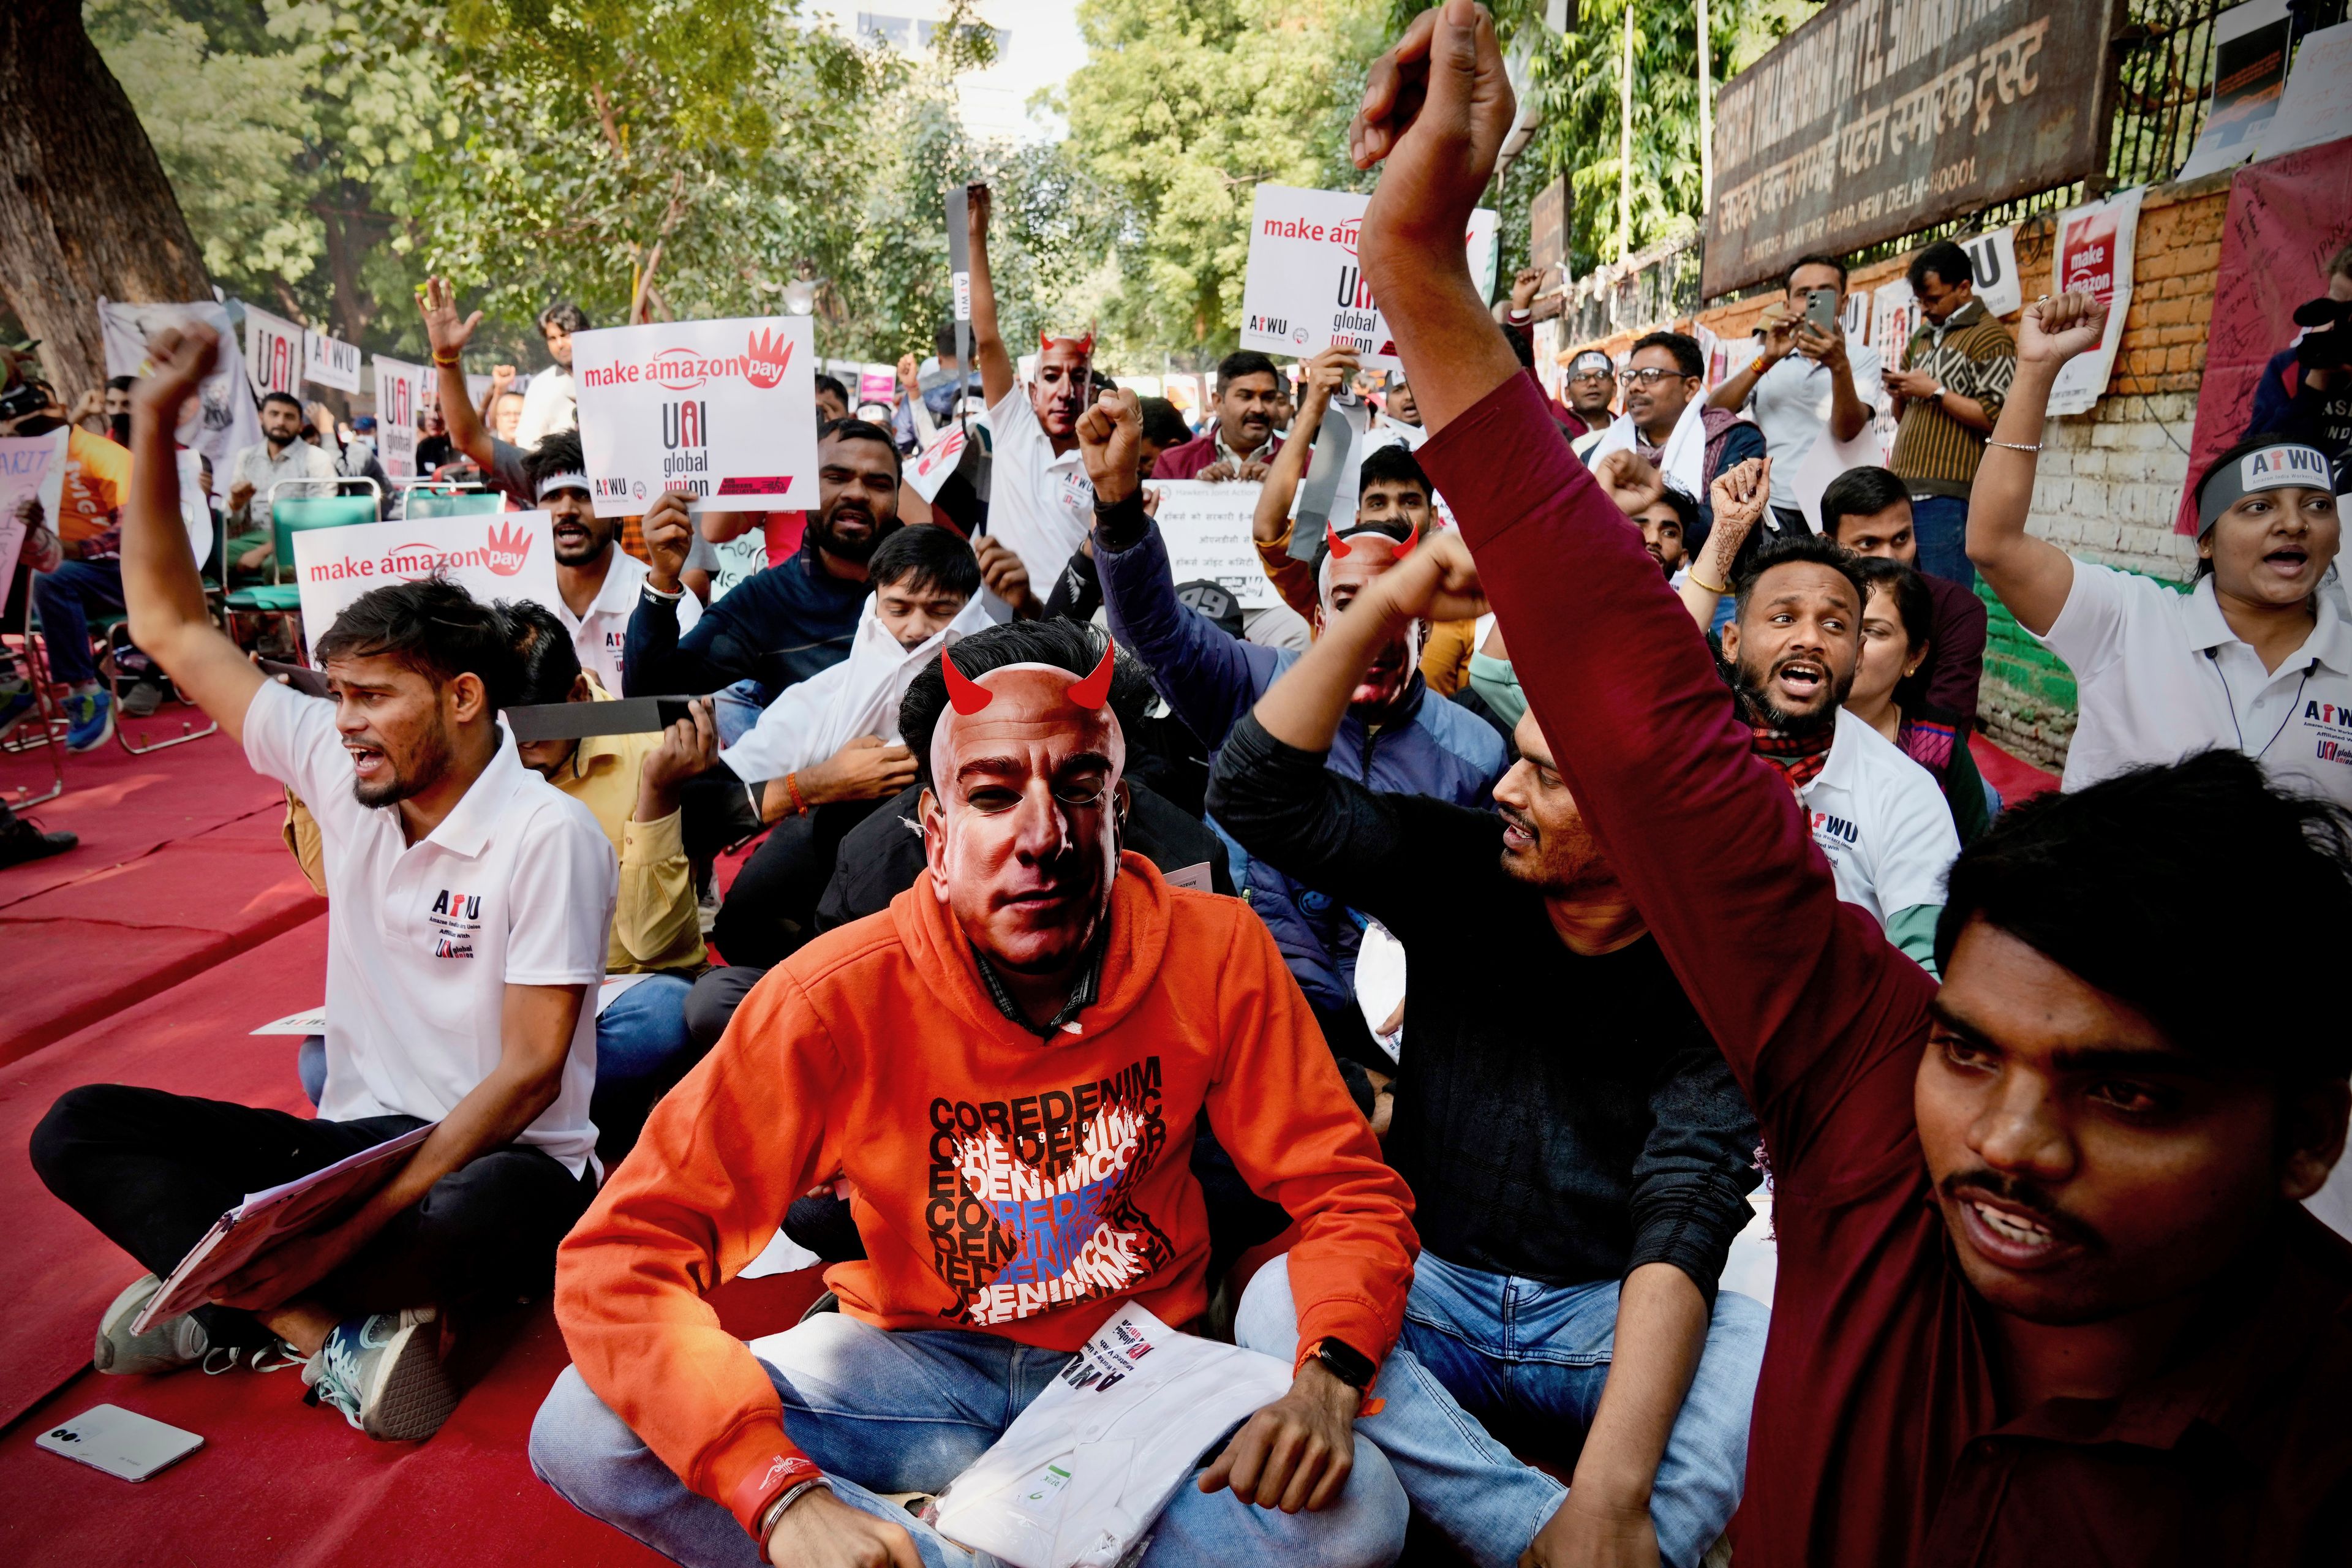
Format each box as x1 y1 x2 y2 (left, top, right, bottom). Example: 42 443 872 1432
1207 712 1761 1297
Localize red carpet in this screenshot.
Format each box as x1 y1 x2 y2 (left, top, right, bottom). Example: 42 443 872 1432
1972 733 2062 805
0 726 322 1063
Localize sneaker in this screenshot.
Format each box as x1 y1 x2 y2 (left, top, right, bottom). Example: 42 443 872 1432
0 807 76 870
303 1308 456 1441
94 1274 208 1375
63 689 113 752
122 680 163 718
0 684 35 741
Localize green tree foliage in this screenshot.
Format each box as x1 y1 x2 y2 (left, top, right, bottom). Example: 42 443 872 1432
1057 0 1386 368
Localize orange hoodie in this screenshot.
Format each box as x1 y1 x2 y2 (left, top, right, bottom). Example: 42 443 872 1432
553 852 1418 1536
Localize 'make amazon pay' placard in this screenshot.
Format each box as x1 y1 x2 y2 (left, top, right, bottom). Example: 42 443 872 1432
1238 186 1496 371
571 317 818 518
292 512 560 662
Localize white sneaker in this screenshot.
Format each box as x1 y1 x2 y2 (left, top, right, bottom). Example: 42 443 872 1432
94 1274 207 1375
302 1308 455 1441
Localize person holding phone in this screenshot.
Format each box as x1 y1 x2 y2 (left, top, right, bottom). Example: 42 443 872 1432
1708 253 1880 535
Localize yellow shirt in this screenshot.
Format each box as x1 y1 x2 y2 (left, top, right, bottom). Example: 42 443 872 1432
282 707 707 977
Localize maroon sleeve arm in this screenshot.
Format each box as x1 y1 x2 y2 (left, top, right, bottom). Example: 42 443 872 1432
1417 375 1936 1188
1924 578 1988 727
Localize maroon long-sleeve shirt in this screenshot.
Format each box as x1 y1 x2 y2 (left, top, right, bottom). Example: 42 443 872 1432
1421 372 2352 1568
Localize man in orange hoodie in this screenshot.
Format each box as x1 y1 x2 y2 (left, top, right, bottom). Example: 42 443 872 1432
532 605 1419 1567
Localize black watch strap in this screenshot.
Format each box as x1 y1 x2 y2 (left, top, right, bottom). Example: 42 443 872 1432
1313 1336 1376 1390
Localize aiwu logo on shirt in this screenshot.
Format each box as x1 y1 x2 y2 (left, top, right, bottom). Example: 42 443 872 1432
2305 701 2352 766
926 1058 1174 1328
427 888 483 959
1809 810 1860 845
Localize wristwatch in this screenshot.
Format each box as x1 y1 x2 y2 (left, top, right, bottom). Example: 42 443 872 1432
1312 1336 1377 1390
1931 385 1948 400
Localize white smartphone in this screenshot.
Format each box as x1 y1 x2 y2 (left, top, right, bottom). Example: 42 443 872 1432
36 1404 204 1482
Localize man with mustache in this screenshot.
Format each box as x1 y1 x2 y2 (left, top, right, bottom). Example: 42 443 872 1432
33 325 615 1445
964 182 1099 620
532 617 1420 1568
1346 9 2352 1566
1091 386 1507 1114
1205 528 1768 1568
521 429 701 695
1150 349 1286 481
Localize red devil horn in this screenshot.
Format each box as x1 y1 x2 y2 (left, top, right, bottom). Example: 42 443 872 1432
1039 332 1055 353
1066 639 1116 710
941 650 993 716
1325 523 1351 558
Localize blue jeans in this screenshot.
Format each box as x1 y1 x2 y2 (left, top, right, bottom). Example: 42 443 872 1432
530 1311 1409 1568
712 679 766 748
32 558 126 685
1907 493 1975 590
1237 1252 1767 1568
297 974 698 1155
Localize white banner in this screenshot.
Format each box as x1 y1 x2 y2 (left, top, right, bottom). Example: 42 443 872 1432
303 330 362 394
372 356 426 478
707 527 769 603
2047 187 2146 418
96 298 261 497
1957 227 2023 320
1238 186 1498 370
290 511 560 660
242 304 305 400
907 425 972 504
0 430 69 586
1151 480 1278 611
571 317 818 518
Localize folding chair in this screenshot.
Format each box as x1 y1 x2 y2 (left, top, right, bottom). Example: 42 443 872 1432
222 477 380 667
402 481 503 520
2 561 66 806
99 499 231 755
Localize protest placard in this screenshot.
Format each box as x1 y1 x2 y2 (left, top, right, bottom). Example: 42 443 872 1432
2047 187 2146 417
907 426 973 504
304 329 361 393
2177 0 2293 179
0 430 67 586
97 298 262 496
2259 22 2352 159
570 317 818 519
707 527 769 603
290 511 559 660
1957 227 2023 320
372 356 426 477
1151 480 1277 611
1238 186 1498 370
242 304 305 400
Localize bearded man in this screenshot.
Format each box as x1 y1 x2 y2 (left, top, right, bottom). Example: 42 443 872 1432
530 618 1419 1568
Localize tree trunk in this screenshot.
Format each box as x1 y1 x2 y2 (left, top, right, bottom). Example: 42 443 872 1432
0 0 212 398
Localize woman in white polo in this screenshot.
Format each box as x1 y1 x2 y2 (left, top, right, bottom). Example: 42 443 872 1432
1969 292 2350 808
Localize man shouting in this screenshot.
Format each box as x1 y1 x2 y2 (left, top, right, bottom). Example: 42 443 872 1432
532 619 1419 1567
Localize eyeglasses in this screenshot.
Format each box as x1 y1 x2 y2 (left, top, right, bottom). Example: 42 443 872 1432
1616 368 1691 388
1567 368 1614 382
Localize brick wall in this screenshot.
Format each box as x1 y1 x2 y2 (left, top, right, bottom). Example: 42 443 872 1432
1574 172 2234 771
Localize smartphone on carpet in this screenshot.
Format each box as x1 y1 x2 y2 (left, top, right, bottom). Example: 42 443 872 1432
36 1404 204 1482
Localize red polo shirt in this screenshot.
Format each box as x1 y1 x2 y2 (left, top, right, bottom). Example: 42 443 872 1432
1422 371 2352 1568
1149 429 1281 480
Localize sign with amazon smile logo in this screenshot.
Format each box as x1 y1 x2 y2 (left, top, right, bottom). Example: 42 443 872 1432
290 511 562 662
571 317 818 519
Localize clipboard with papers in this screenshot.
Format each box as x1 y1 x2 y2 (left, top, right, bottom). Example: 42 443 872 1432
130 1122 437 1335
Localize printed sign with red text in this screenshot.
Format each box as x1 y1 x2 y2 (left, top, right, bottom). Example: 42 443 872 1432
570 317 818 519
1238 186 1497 371
2047 187 2145 417
291 511 560 661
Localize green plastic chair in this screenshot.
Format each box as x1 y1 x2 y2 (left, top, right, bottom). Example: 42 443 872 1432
224 481 380 616
405 486 503 519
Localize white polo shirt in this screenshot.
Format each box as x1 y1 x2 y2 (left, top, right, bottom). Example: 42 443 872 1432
556 545 700 695
244 679 617 1175
1743 339 1883 472
2037 562 2352 807
979 385 1094 621
1799 706 1961 927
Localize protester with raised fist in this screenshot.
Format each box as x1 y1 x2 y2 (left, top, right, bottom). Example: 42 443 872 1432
1347 11 2352 1564
1969 290 2351 808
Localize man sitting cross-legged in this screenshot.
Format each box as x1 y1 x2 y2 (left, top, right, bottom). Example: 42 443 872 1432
29 325 616 1442
530 617 1420 1568
1349 15 2352 1563
1207 527 1768 1568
